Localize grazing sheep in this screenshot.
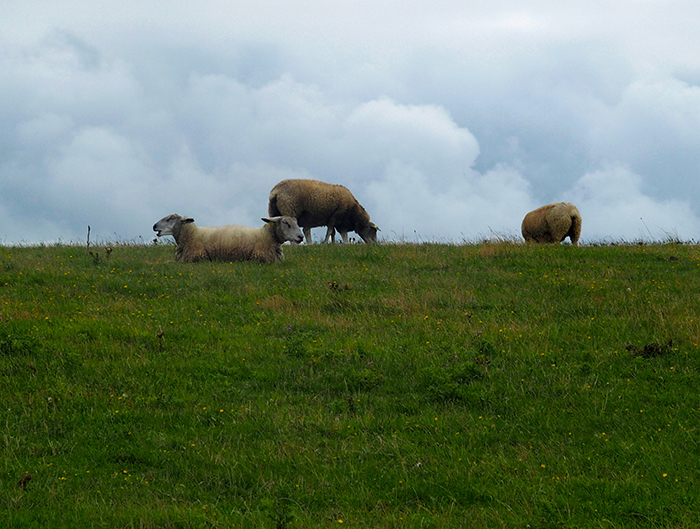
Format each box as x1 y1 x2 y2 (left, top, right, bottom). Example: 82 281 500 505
153 214 304 263
521 202 582 246
268 179 379 244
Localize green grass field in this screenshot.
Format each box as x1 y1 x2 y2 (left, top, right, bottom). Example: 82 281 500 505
2 241 699 528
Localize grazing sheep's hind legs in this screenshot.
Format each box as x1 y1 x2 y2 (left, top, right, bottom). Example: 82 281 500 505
568 213 582 246
323 226 336 244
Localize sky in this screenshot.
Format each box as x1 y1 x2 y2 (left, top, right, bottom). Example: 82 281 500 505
2 0 700 244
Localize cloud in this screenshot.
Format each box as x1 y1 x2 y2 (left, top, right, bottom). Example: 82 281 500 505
46 126 157 225
367 161 533 241
344 99 480 180
586 77 700 201
1 2 700 244
565 165 700 242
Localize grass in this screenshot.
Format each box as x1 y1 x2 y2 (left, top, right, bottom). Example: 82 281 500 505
1 241 700 527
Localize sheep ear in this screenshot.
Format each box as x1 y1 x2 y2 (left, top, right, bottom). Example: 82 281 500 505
183 217 195 224
261 217 271 224
372 223 380 231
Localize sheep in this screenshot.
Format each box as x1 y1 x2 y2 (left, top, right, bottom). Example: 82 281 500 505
152 214 304 263
521 202 582 246
268 178 379 244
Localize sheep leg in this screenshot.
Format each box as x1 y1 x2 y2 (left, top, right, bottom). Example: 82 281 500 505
303 227 313 244
323 226 336 244
339 231 349 244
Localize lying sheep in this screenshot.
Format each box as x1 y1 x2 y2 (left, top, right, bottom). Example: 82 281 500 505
268 179 379 244
521 202 582 246
153 214 304 263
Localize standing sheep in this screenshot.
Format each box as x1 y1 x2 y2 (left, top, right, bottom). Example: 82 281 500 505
268 179 379 244
153 214 304 263
521 202 582 246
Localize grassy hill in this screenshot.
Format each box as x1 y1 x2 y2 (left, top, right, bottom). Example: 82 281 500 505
2 241 699 527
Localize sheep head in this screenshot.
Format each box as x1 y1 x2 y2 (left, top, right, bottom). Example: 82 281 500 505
153 214 194 240
357 222 380 244
262 216 304 244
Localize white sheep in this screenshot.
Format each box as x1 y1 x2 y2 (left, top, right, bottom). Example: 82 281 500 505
268 178 379 244
153 214 304 263
521 202 582 246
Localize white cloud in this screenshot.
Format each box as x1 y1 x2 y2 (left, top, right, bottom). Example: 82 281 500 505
1 1 700 244
586 77 700 200
367 161 533 241
45 126 157 237
565 165 700 242
344 99 480 180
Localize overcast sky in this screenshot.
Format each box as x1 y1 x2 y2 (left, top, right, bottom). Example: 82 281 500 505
2 1 700 244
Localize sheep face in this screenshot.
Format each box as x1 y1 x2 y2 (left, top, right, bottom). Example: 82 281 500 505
263 216 304 244
153 214 194 240
357 222 380 244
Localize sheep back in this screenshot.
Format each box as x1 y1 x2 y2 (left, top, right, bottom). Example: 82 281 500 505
179 224 283 263
521 202 582 245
